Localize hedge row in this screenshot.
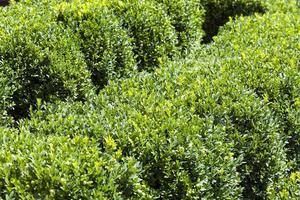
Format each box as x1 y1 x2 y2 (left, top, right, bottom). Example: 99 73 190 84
0 0 299 198
11 7 298 198
197 6 300 167
0 0 205 121
191 6 300 198
0 127 151 199
19 61 247 199
0 3 94 120
23 63 286 198
0 0 272 121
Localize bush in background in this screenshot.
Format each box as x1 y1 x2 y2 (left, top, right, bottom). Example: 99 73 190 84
0 4 93 120
56 1 137 91
203 10 300 167
109 0 178 70
199 0 265 43
154 0 204 54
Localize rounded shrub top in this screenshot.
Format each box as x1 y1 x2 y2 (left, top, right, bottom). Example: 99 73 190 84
108 0 178 70
56 0 137 90
0 3 93 120
154 0 205 53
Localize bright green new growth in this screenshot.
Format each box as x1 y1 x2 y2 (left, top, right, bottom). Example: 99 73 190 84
0 0 299 199
0 127 150 199
154 0 204 53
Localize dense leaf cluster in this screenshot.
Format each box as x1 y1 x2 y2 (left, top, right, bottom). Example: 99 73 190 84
0 0 299 199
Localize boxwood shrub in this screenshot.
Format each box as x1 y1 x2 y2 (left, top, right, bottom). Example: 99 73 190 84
154 0 204 54
22 53 288 198
109 0 178 70
192 9 299 198
22 60 248 198
0 3 93 120
55 1 137 90
202 10 300 164
0 126 152 199
0 0 299 198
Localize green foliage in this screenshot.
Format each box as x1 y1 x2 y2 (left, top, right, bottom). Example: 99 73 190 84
109 0 178 70
154 0 204 53
262 0 300 13
23 51 288 198
0 0 299 198
199 0 265 43
0 68 15 126
267 171 300 199
56 1 137 90
0 3 93 120
192 10 300 198
23 59 250 198
0 127 151 199
204 11 300 164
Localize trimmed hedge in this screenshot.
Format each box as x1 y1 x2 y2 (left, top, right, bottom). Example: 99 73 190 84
22 52 288 198
192 8 300 198
0 127 151 199
0 3 93 120
20 6 299 198
154 0 204 53
56 1 137 90
108 0 178 70
0 0 299 198
22 62 245 199
202 10 300 165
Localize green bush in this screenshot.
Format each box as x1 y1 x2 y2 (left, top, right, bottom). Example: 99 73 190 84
199 0 265 43
203 11 300 164
109 0 178 70
0 68 15 126
262 0 300 13
22 60 249 198
56 1 137 90
0 127 151 199
192 10 300 198
154 0 204 53
0 3 93 120
267 171 300 200
0 0 299 198
198 0 298 43
23 54 288 198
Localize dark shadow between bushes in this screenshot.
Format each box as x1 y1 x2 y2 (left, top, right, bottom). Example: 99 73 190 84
0 0 9 7
202 1 266 43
